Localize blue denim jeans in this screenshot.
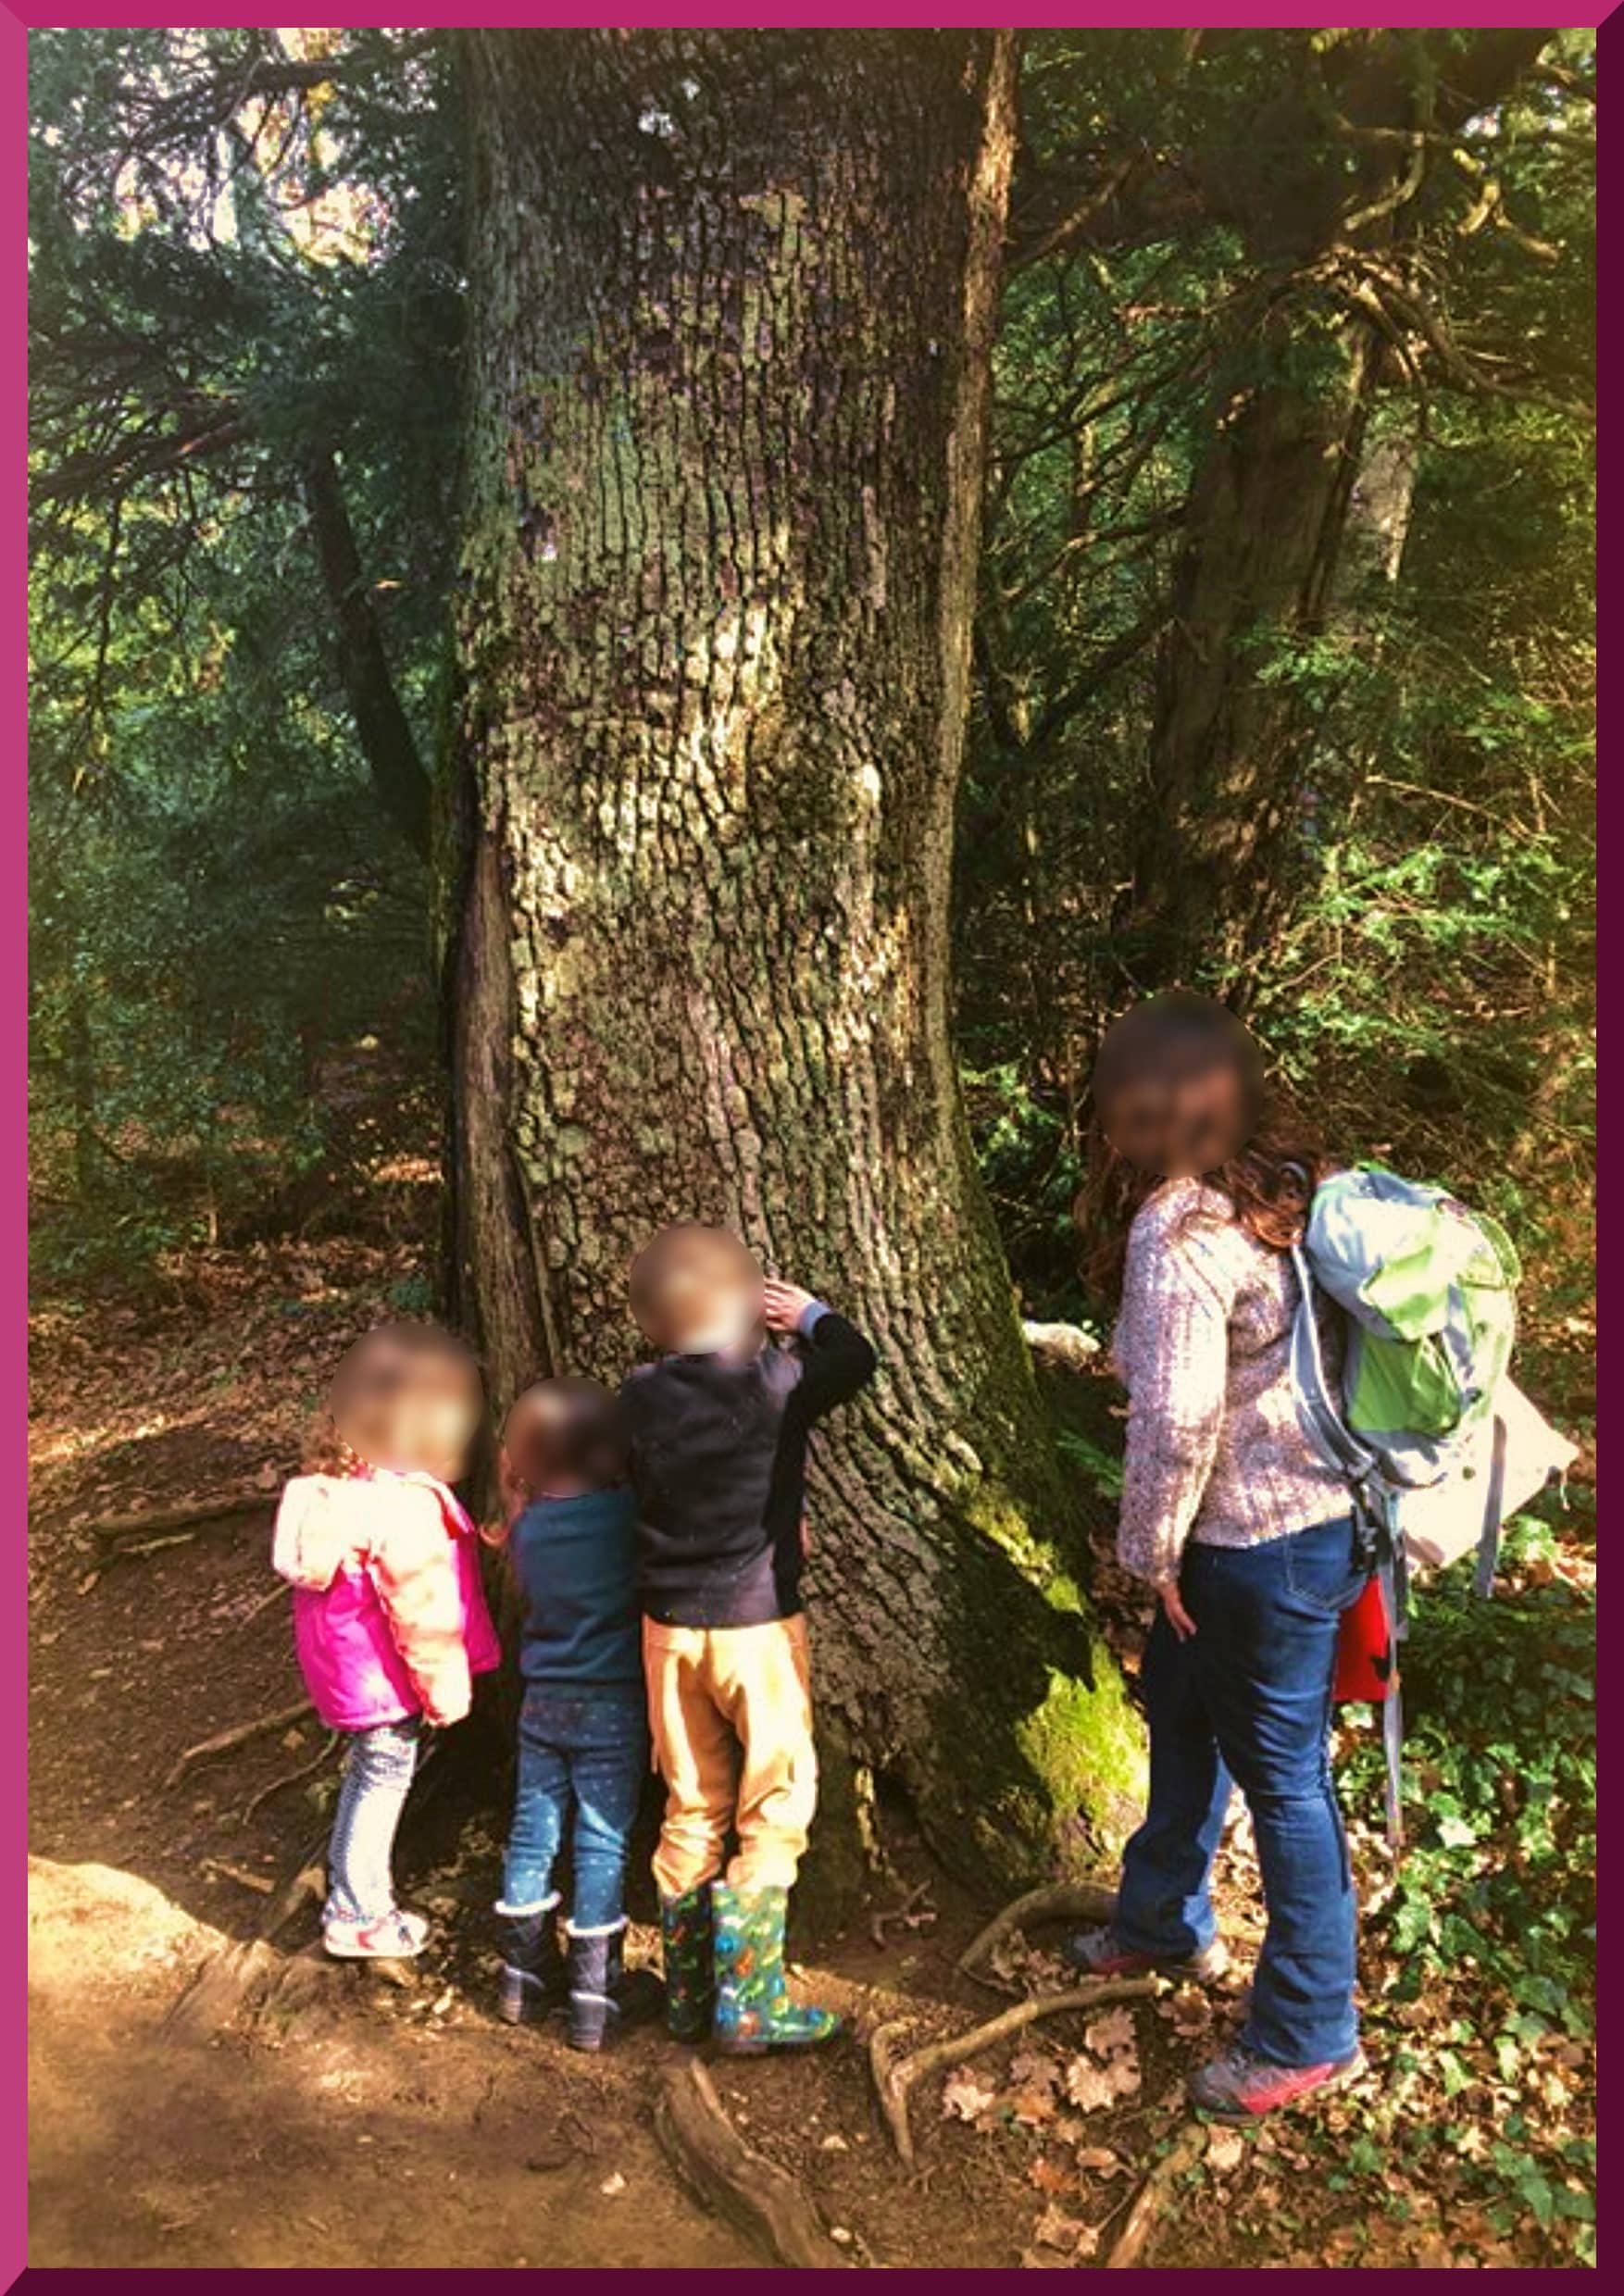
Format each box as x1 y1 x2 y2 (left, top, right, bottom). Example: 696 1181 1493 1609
501 1686 648 1929
327 1716 423 1923
1115 1516 1365 2067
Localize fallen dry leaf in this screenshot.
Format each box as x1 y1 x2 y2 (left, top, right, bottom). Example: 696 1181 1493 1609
942 2069 998 2123
1032 2204 1090 2252
1061 2059 1118 2115
1206 2127 1245 2175
1062 2053 1140 2114
1085 2004 1137 2057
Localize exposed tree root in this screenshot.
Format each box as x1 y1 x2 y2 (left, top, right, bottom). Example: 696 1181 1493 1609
871 1975 1159 2166
164 1699 315 1790
241 1729 340 1825
163 1937 284 2044
89 1490 275 1553
869 1879 936 1949
163 1850 330 2046
956 1878 1119 1990
1104 2123 1208 2268
655 2057 855 2269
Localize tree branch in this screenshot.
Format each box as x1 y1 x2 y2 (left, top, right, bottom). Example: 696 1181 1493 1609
1029 605 1168 750
300 443 434 860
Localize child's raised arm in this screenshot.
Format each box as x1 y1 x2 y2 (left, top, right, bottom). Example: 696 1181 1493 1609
764 1279 878 1420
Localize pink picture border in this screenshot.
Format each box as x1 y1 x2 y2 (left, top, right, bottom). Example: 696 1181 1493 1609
9 4 1605 2286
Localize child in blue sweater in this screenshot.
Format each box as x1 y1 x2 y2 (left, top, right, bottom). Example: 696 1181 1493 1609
493 1377 661 2050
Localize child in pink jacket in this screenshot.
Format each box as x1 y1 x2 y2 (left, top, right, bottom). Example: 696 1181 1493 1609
274 1323 500 1960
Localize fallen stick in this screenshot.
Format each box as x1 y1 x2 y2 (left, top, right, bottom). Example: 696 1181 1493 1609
242 1729 340 1825
89 1490 274 1553
99 1530 200 1567
871 1975 1159 2165
956 1878 1119 1989
201 1857 276 1896
164 1699 316 1791
231 1582 288 1634
655 2057 855 2269
1105 2123 1207 2269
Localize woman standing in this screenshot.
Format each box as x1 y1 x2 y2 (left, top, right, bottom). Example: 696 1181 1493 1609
1068 992 1369 2120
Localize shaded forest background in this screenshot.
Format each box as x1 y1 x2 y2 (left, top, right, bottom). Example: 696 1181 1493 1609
28 29 1594 2267
29 25 1593 1382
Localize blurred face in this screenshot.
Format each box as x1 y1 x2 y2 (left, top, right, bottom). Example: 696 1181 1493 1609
330 1324 481 1482
1092 993 1262 1179
502 1377 623 1496
630 1225 765 1354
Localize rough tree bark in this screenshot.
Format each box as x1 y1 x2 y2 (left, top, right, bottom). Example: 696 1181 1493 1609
448 28 1142 1893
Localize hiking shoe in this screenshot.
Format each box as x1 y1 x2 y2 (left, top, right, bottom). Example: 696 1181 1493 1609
323 1908 431 1961
1188 2040 1368 2121
1064 1925 1230 1983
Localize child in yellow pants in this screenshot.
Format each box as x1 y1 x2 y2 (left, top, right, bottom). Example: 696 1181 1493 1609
619 1226 876 2052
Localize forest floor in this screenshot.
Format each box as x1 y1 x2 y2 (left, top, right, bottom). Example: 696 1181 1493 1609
28 1232 1595 2270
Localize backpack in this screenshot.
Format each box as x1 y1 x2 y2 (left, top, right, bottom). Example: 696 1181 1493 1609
1288 1163 1575 1843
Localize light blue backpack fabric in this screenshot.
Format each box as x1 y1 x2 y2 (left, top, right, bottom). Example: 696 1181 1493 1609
1289 1164 1569 1843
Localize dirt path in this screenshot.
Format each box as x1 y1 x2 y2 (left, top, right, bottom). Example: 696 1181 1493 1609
35 1245 1579 2269
27 1254 1087 2272
29 1856 758 2271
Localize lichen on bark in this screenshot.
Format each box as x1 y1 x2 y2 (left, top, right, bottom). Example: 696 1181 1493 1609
448 28 1144 1894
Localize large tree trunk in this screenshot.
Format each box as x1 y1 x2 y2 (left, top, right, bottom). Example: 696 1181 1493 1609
448 28 1141 1894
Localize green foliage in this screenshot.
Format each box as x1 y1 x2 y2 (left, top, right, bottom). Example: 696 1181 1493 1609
29 28 453 1279
1323 1516 1596 2265
958 30 1593 1332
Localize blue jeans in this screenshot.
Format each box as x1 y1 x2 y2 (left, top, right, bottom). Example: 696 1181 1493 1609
327 1716 422 1923
501 1686 648 1929
1115 1516 1365 2067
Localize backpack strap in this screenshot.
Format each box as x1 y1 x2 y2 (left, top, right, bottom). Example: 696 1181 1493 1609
1380 1650 1406 1850
1473 1410 1508 1601
1293 1243 1410 1852
1289 1244 1380 1487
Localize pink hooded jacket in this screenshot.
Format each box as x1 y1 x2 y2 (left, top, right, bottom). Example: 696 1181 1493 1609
272 1469 501 1732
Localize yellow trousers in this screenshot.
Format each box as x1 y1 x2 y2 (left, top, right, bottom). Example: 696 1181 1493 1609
643 1614 818 1896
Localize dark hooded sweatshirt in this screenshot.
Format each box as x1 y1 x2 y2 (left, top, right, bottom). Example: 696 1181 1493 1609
619 1303 877 1628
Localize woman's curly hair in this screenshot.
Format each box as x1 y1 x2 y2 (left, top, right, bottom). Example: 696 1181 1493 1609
1074 1097 1334 1303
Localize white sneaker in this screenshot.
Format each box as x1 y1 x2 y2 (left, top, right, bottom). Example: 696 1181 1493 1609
323 1908 431 1960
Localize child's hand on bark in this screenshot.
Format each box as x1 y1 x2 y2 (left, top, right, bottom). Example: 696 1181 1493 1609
763 1279 818 1333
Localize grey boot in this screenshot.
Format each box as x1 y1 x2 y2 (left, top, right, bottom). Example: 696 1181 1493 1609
565 1918 665 2052
495 1893 566 2025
